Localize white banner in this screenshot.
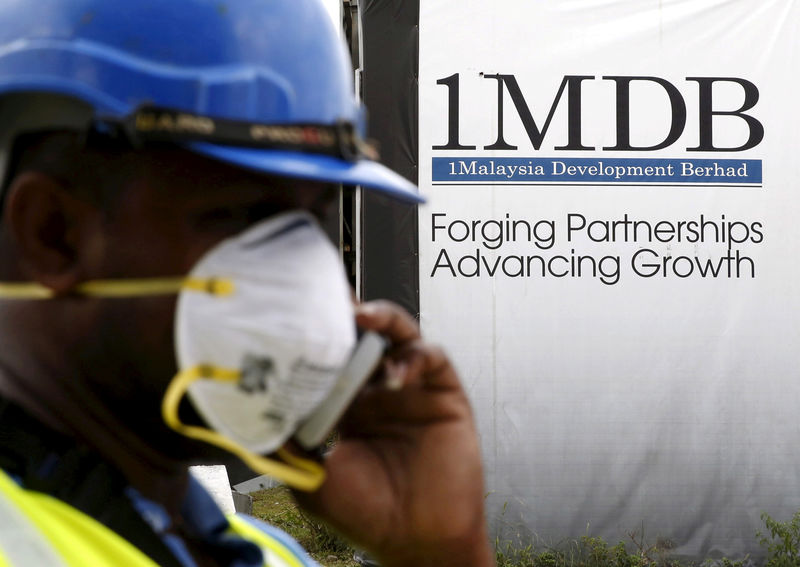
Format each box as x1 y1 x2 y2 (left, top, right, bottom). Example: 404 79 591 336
419 0 800 559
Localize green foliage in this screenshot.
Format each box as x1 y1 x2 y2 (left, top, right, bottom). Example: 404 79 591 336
297 508 352 555
493 531 754 567
493 532 683 567
252 488 800 567
494 520 676 567
491 501 752 567
251 486 357 566
700 560 748 567
757 510 800 567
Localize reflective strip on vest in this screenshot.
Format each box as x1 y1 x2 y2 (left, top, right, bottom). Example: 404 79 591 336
0 469 157 566
0 472 67 567
228 515 313 567
0 468 314 567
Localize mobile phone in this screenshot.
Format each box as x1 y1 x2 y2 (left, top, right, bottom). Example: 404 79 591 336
294 331 387 450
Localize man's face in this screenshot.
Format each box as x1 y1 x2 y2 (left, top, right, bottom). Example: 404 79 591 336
75 148 339 459
93 150 339 277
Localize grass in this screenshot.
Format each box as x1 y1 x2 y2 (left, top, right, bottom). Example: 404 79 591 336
252 486 799 567
251 486 358 567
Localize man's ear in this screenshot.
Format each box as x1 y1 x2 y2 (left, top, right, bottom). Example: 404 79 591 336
4 171 99 293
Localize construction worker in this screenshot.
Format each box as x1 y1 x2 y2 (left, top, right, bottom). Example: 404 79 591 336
0 1 494 566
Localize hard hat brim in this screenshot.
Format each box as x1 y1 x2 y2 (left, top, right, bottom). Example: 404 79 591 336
190 143 424 204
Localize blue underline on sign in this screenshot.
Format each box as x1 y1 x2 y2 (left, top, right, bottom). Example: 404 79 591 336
431 157 762 185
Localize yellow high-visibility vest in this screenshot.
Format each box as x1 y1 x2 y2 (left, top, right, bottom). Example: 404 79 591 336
0 469 314 567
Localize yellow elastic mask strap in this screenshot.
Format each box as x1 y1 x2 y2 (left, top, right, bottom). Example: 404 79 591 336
161 365 326 492
0 277 234 299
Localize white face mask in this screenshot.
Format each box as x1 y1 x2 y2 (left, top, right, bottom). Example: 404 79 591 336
0 210 357 491
163 211 356 490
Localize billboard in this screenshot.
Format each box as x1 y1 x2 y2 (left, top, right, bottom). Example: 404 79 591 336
418 0 799 559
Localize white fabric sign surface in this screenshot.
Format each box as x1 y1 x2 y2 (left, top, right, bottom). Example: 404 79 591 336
418 0 799 559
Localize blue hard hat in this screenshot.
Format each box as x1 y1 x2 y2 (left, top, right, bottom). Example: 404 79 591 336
0 0 421 202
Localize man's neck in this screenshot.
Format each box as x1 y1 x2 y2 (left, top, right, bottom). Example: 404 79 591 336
0 362 191 517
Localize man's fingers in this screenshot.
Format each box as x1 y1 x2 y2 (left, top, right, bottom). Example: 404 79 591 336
355 301 458 389
364 391 470 430
355 300 420 344
385 340 460 391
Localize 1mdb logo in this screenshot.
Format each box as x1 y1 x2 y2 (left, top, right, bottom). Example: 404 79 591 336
434 74 764 153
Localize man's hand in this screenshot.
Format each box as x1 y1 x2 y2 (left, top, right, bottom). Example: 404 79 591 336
294 300 495 567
